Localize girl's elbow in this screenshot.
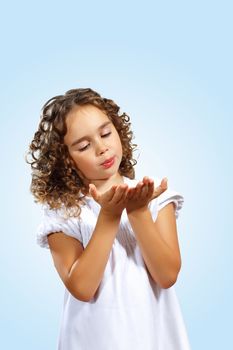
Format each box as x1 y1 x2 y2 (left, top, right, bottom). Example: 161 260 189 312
66 279 93 302
160 275 178 289
160 266 181 289
71 289 93 302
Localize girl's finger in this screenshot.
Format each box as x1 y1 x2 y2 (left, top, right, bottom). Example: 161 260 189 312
113 184 128 203
135 182 144 199
89 184 99 201
160 177 168 190
155 178 168 191
106 184 118 201
122 187 130 202
147 180 154 197
126 187 135 200
142 176 150 185
151 178 168 199
137 179 154 200
143 183 154 200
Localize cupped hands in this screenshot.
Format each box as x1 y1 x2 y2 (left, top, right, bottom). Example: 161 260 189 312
124 176 168 214
88 176 168 217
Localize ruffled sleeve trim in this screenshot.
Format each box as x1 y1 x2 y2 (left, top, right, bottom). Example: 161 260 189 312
157 189 184 219
36 204 83 249
149 177 184 221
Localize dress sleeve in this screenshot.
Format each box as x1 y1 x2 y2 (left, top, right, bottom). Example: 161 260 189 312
149 178 184 221
157 187 184 219
36 205 83 249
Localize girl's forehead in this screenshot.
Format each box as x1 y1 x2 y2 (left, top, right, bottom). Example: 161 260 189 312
67 104 107 121
65 104 111 134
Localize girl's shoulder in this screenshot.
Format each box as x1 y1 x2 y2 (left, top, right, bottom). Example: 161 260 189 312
40 200 90 221
37 200 92 249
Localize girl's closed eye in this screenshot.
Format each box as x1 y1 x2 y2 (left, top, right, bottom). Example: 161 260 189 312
102 132 111 138
78 132 112 152
79 145 89 151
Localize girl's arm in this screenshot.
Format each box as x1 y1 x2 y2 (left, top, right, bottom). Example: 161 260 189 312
127 203 181 289
66 210 121 301
48 184 128 302
126 176 181 288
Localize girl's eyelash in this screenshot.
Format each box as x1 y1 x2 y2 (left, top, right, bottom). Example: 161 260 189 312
79 145 89 151
79 132 111 151
102 132 111 137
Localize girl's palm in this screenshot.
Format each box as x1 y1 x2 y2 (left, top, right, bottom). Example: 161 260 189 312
89 183 129 217
125 177 168 214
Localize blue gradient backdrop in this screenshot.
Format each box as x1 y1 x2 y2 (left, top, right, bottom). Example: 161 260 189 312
1 1 232 349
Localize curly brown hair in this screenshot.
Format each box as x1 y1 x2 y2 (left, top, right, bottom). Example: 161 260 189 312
26 87 138 217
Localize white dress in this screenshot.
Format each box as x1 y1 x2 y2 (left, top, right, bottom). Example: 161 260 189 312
37 176 191 350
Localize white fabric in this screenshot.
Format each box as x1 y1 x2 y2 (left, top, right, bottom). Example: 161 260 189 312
37 176 191 350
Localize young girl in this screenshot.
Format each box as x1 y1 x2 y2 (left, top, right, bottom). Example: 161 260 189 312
27 88 191 349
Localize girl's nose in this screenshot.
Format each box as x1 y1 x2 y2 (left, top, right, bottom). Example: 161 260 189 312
96 140 108 155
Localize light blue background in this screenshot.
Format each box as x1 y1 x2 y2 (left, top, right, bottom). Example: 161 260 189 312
1 0 232 349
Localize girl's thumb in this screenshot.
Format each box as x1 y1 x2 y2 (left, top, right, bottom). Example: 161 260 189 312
89 184 98 201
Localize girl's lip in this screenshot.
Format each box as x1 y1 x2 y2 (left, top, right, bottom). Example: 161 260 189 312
101 156 115 168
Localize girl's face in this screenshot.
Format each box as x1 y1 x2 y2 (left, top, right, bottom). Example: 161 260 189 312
64 104 123 185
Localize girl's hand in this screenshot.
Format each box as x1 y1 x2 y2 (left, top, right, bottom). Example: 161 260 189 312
125 176 168 214
88 183 129 218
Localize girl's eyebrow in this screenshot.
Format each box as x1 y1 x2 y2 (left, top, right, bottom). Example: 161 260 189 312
70 121 112 147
